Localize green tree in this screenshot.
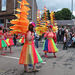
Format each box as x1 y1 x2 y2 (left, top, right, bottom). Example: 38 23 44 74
55 11 63 20
41 10 50 20
61 8 72 20
46 10 50 20
55 8 75 20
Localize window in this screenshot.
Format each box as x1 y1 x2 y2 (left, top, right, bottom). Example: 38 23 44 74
1 0 6 11
0 19 4 26
8 19 12 22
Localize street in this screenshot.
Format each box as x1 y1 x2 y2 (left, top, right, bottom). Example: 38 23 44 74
0 43 75 75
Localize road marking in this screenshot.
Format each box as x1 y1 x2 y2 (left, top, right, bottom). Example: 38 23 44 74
1 56 19 60
42 62 46 64
1 56 46 63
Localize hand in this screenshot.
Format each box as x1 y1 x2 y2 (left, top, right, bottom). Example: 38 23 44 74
31 33 34 36
47 30 49 32
47 31 49 34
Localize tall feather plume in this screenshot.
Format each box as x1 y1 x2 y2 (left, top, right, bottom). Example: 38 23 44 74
10 0 30 34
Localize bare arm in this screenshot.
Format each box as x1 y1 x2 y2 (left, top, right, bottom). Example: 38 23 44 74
27 31 34 41
44 32 48 38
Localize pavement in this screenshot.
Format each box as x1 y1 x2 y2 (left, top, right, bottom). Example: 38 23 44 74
0 42 75 75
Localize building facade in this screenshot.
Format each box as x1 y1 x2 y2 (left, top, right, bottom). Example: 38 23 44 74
0 0 37 28
56 20 75 29
41 20 75 29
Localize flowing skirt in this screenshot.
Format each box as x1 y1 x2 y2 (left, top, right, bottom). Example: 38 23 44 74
43 38 59 53
0 40 7 48
19 37 25 43
19 41 43 65
5 39 14 46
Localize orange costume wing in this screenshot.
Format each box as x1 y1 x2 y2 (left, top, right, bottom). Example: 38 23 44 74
10 0 30 34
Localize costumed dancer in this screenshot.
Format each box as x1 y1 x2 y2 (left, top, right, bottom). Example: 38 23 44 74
19 35 25 44
3 28 9 52
5 29 14 53
0 26 7 55
43 25 59 57
10 0 43 72
19 23 43 72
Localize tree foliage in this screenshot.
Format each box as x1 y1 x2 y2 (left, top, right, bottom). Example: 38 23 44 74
42 10 50 20
41 8 75 20
55 8 74 20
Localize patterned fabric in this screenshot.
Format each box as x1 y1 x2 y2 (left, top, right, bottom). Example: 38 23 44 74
19 37 25 43
19 41 43 65
5 39 14 46
43 38 59 53
0 40 7 48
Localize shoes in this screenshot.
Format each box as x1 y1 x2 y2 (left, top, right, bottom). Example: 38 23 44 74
10 51 13 53
4 51 7 53
24 70 32 73
33 68 40 72
54 55 57 58
1 54 5 55
45 55 48 57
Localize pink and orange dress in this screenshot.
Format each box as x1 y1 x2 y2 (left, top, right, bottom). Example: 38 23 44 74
0 31 7 48
43 31 59 53
19 31 43 66
5 32 14 46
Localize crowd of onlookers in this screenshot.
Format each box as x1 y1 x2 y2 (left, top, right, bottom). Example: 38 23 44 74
1 25 75 50
57 27 75 49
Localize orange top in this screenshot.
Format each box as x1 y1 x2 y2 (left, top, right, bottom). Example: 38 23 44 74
44 31 54 38
25 31 34 41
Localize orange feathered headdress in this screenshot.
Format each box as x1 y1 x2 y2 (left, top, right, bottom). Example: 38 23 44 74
10 0 30 34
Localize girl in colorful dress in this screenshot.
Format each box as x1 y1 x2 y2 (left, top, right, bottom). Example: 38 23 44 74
19 23 43 72
0 27 7 55
43 25 59 57
3 29 9 52
5 29 14 53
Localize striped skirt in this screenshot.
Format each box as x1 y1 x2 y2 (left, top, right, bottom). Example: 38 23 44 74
43 38 59 53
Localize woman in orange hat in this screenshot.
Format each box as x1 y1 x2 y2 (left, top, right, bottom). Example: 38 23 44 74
43 25 59 58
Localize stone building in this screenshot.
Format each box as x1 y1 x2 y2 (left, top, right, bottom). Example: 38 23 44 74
0 0 37 28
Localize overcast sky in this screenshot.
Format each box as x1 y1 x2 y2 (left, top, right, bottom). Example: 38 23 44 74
36 0 75 16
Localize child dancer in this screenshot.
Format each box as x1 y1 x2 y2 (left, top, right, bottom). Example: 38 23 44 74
0 27 7 55
5 29 14 53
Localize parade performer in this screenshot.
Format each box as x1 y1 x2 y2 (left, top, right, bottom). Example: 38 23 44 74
0 26 7 55
43 25 59 57
10 0 43 72
5 29 14 53
19 23 43 72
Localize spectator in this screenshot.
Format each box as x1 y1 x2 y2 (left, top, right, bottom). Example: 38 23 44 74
72 34 75 47
13 34 17 47
35 32 39 48
62 28 66 41
57 28 62 43
63 33 68 50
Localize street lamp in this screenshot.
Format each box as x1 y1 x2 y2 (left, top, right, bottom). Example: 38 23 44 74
71 0 73 29
32 0 34 21
14 0 16 14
